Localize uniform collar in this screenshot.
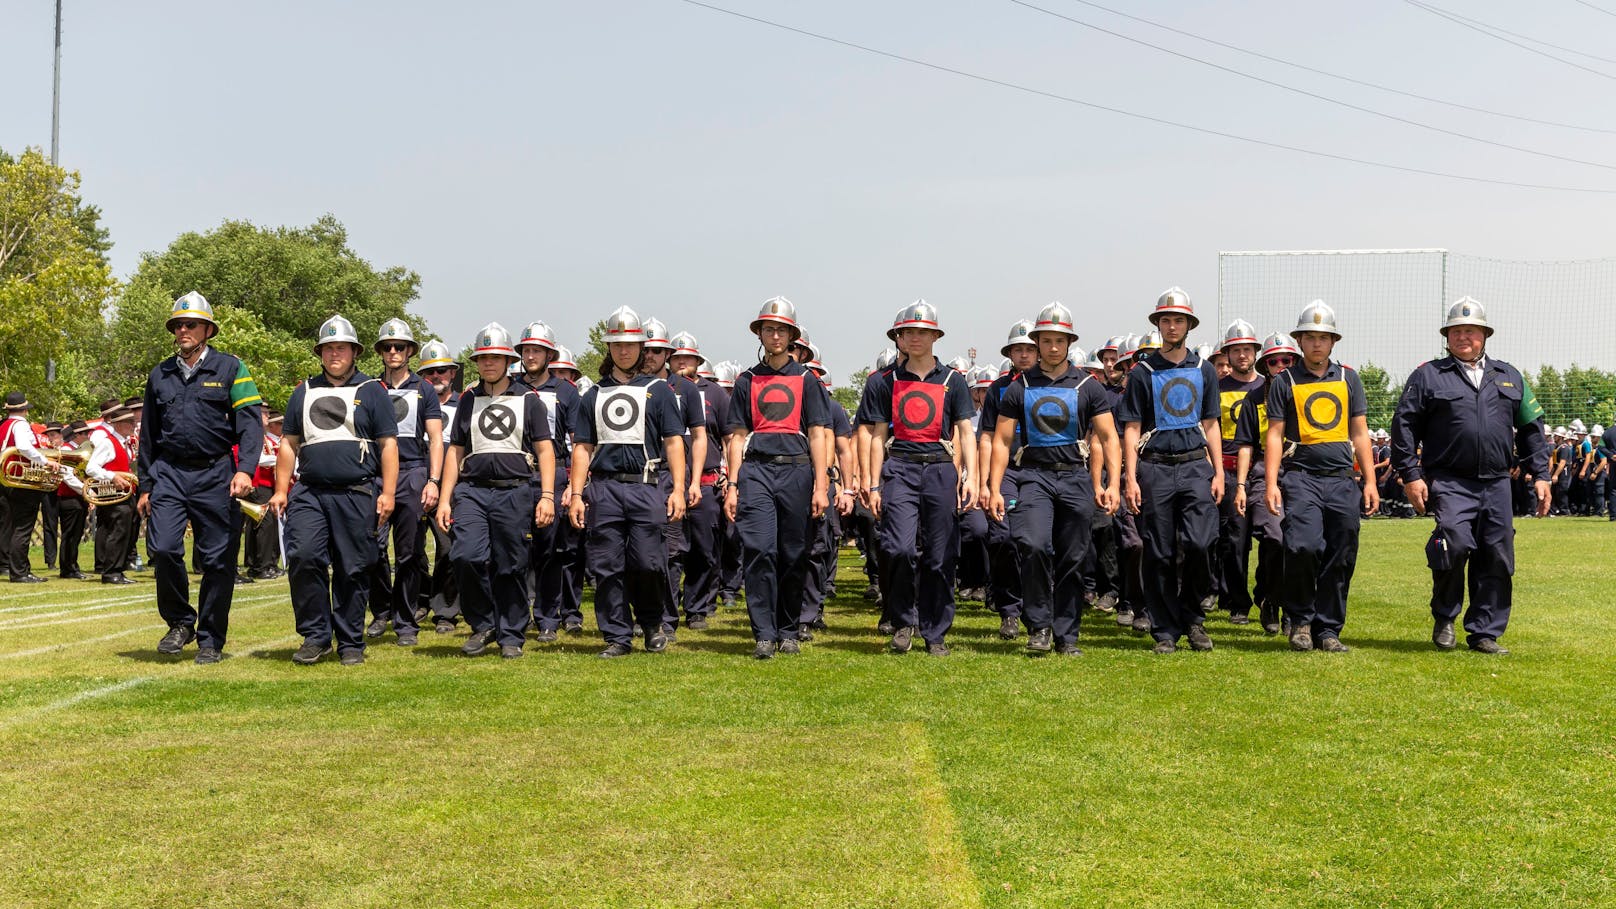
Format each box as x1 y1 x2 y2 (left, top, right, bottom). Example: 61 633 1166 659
310 369 370 389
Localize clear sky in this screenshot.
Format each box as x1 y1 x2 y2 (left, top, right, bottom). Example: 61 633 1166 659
4 0 1614 382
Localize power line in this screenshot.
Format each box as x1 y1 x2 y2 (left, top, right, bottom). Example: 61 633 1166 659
1403 0 1616 82
1409 0 1616 65
671 0 1616 194
1571 0 1616 19
1008 0 1616 173
1052 0 1616 135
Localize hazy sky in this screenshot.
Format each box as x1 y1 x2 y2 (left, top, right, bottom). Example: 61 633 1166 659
4 0 1615 382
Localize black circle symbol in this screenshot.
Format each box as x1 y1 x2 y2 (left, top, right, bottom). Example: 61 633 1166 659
479 403 517 441
1030 396 1072 436
601 392 641 433
1303 390 1342 432
897 389 938 431
391 394 411 422
310 395 348 431
1228 398 1245 425
1160 376 1197 418
758 382 797 422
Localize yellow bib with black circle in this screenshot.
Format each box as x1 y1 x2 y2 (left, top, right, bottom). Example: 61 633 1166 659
1218 390 1246 441
1295 381 1349 446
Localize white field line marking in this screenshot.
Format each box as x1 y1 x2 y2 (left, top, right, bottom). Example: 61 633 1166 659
0 592 155 616
0 590 287 632
0 631 304 730
0 595 287 659
0 596 158 626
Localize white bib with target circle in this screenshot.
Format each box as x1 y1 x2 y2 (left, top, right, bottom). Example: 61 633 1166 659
536 390 559 439
302 386 362 448
596 386 647 445
389 388 420 438
469 395 526 456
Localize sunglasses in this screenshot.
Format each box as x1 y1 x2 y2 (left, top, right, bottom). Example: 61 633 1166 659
378 343 412 354
172 320 205 330
421 367 454 375
1266 355 1297 368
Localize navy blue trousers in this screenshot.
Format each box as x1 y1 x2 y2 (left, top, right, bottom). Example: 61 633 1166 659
681 482 723 620
988 472 1024 619
526 486 562 631
1011 466 1095 646
1427 473 1515 644
1279 471 1360 638
586 478 668 647
1137 457 1217 642
657 473 690 630
148 459 237 650
878 458 960 645
370 464 426 632
450 483 534 648
1216 466 1254 614
286 485 378 652
957 507 990 591
737 461 813 643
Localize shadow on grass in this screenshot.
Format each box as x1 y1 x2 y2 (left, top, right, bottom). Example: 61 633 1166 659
114 649 191 664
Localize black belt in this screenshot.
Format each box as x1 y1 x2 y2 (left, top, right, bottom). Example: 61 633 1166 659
468 478 528 489
745 454 811 465
1025 460 1087 473
164 456 221 469
593 471 657 485
1140 449 1206 465
889 450 952 464
303 482 375 495
1297 467 1357 479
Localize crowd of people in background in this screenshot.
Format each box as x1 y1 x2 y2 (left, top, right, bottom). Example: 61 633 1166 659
1 288 1608 665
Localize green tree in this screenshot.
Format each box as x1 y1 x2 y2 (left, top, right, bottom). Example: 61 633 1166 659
575 320 611 380
1355 362 1401 430
0 148 118 419
104 215 425 410
833 367 868 413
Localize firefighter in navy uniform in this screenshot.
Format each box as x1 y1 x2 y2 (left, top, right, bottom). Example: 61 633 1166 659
568 307 687 658
977 321 1038 639
801 354 857 635
670 333 730 629
1232 332 1296 635
988 302 1120 655
1390 297 1550 654
1119 289 1222 653
639 317 706 640
415 340 464 632
271 316 399 666
435 324 557 659
1213 319 1266 625
138 292 265 663
857 301 978 656
516 320 581 642
723 297 832 658
367 318 443 646
1263 301 1379 653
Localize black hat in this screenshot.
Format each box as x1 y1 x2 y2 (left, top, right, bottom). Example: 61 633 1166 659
123 396 143 409
105 406 136 424
45 421 63 432
66 420 89 434
4 392 27 411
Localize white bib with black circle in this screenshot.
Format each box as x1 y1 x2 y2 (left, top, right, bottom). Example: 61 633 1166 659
536 390 559 440
470 395 526 456
302 386 362 448
596 386 647 446
389 388 420 438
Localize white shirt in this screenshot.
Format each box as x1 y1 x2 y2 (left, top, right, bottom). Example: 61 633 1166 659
86 425 130 480
1458 354 1487 389
3 414 47 464
178 345 209 381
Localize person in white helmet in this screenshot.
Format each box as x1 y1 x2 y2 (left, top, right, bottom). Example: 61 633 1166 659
1213 319 1265 625
515 320 582 642
1231 332 1295 635
976 322 1037 639
272 316 400 666
640 317 707 641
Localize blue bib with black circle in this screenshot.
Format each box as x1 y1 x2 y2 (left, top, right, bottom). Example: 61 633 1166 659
1151 367 1204 431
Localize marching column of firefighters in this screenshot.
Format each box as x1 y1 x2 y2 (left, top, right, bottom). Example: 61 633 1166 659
0 288 1564 662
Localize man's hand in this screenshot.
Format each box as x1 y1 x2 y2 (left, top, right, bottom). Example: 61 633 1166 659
1208 470 1224 506
1124 477 1142 514
835 488 855 516
267 490 288 518
988 489 1006 522
1535 480 1552 517
137 493 151 519
230 471 253 498
1405 478 1429 515
957 477 978 512
376 492 395 530
1361 482 1379 517
1234 485 1246 517
435 501 453 533
1096 485 1119 515
666 491 686 521
811 486 828 519
112 473 137 492
868 489 883 520
421 480 439 511
724 485 739 522
687 481 702 509
569 495 588 530
1265 483 1283 517
535 495 555 528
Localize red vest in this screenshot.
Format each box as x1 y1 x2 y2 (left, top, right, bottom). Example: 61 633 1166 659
1 416 40 450
90 426 132 473
255 434 279 488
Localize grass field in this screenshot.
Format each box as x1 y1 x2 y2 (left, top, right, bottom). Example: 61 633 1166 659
0 517 1612 908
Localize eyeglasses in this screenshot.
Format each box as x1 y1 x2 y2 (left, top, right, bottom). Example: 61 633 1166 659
1266 355 1296 368
172 320 204 330
378 343 412 354
421 367 454 375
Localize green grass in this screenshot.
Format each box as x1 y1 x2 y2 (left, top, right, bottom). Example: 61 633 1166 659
0 518 1613 908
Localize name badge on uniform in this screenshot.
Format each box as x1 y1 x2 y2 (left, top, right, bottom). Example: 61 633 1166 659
596 387 646 445
1152 368 1203 431
1024 387 1081 447
1296 380 1350 445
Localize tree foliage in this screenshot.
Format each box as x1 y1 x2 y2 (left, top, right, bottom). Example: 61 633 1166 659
104 216 425 410
0 148 118 419
575 320 610 380
1530 364 1616 429
833 367 869 414
1355 362 1402 430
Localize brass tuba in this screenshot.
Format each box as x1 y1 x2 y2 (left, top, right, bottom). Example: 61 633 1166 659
239 499 269 524
0 447 89 493
81 471 139 507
